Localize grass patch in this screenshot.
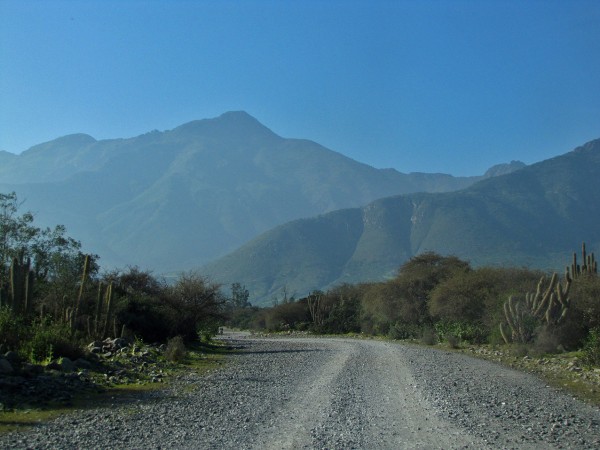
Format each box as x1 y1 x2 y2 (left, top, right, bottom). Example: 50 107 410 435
541 370 600 406
0 408 72 434
0 382 164 434
0 344 228 435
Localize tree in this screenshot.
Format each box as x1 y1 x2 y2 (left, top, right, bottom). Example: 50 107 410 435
0 192 96 322
167 271 227 340
0 192 37 277
391 252 471 326
320 284 362 333
429 269 492 323
231 282 250 308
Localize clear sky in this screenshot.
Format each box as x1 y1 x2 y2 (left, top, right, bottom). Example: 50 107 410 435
1 0 599 176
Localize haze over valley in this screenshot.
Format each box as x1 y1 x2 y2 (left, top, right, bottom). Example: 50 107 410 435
2 111 600 305
0 111 523 276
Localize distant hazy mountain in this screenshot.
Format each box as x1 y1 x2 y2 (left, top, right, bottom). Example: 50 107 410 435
203 139 600 306
483 160 527 177
0 112 509 272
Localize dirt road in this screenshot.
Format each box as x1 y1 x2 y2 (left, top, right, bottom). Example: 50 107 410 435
2 334 599 449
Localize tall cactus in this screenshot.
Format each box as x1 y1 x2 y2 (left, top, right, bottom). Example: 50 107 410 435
307 291 325 327
93 281 104 337
102 282 114 339
568 242 597 279
500 272 571 344
7 256 34 315
73 254 90 323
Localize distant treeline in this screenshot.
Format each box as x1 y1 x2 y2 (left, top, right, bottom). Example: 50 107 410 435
2 189 599 367
230 251 600 364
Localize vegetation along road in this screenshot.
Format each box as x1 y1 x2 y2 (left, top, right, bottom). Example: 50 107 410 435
2 333 600 449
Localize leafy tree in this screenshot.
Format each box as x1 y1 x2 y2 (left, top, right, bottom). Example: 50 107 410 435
263 299 310 331
108 266 164 297
0 193 97 323
394 252 471 300
320 284 362 333
360 281 406 334
429 268 495 323
231 282 250 308
0 192 38 276
392 253 470 325
108 267 167 342
167 271 227 341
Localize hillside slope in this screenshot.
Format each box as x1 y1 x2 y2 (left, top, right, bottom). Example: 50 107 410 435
0 112 495 271
203 139 600 305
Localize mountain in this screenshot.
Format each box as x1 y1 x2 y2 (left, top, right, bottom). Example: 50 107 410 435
483 160 527 177
203 138 600 306
0 112 506 272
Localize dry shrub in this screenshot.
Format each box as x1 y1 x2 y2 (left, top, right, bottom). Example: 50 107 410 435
446 334 460 349
531 327 563 356
420 328 437 345
164 335 186 362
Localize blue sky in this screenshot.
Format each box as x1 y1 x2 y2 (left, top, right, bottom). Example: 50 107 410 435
1 0 599 176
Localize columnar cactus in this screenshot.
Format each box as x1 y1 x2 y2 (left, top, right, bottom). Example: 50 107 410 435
102 282 114 339
7 256 34 315
94 282 104 337
568 242 597 279
500 272 571 344
307 291 324 327
74 254 90 323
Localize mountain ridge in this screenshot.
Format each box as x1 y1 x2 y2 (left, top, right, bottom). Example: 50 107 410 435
0 112 515 272
202 138 600 305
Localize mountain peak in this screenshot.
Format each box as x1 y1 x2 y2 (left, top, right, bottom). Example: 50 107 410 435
483 160 526 178
24 133 97 155
573 137 600 154
172 111 279 141
218 110 255 120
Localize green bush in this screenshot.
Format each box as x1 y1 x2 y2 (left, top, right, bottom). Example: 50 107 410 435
117 295 174 343
582 327 600 367
388 321 422 340
434 320 487 344
263 300 310 332
0 306 25 351
22 319 81 362
570 275 600 330
320 287 362 334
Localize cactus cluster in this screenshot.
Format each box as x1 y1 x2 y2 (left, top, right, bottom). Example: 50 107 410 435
500 272 571 344
567 242 597 279
101 282 114 339
307 291 325 327
51 255 117 340
0 256 34 315
73 254 90 324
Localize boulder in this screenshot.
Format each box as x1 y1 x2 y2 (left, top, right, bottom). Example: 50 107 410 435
46 360 62 371
21 363 44 377
4 351 20 364
59 357 76 372
0 358 14 374
113 338 128 349
74 358 93 370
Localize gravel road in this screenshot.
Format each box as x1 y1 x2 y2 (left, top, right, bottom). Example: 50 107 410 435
2 333 599 449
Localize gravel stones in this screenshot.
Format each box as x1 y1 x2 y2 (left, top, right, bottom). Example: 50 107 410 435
1 335 599 449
